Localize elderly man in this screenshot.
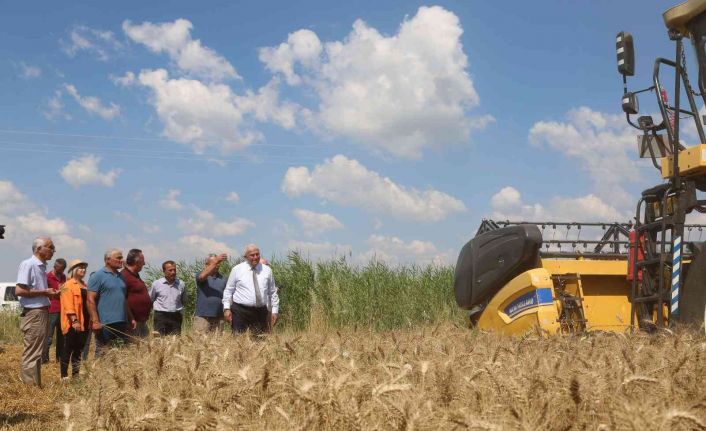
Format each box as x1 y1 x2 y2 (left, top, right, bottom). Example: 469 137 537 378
122 249 152 338
150 261 187 335
87 249 136 355
43 258 66 364
223 244 279 334
15 237 59 386
194 253 228 332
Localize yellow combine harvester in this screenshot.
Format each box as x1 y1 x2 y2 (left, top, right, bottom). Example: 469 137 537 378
454 0 706 335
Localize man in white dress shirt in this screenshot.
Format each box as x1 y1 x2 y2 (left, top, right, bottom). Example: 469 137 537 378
223 244 279 334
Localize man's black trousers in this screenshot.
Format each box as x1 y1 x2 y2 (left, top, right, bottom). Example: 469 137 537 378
230 303 269 335
153 310 183 336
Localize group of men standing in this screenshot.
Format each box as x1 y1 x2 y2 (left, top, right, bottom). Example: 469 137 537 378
15 236 280 387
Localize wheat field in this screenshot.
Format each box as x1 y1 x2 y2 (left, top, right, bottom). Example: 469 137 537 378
2 324 703 430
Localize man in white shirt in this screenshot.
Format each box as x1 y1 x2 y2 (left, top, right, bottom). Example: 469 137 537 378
15 236 59 386
223 244 279 334
150 260 187 336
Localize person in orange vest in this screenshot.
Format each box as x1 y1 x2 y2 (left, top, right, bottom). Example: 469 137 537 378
59 259 90 380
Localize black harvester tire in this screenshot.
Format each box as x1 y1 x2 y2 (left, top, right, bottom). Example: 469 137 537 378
681 242 706 328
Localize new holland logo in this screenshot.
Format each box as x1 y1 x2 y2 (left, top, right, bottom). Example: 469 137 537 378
504 288 553 318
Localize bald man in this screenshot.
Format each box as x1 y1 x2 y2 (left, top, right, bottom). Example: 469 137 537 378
222 244 279 334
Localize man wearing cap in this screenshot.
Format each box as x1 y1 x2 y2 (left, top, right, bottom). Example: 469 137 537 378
43 258 66 364
87 248 136 354
223 244 279 335
122 249 152 338
15 236 59 386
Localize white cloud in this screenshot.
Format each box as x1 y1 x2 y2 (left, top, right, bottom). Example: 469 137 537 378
360 235 454 265
19 62 41 79
136 68 262 153
293 208 344 235
529 107 640 203
286 240 352 261
225 191 240 203
123 19 238 82
260 6 485 159
61 25 123 61
179 206 255 237
60 155 121 188
64 84 120 120
259 29 322 86
114 211 161 234
179 235 235 256
234 78 298 129
110 71 136 87
159 189 183 210
490 186 522 211
0 180 29 214
282 155 466 221
0 180 86 259
44 90 70 121
16 212 69 235
489 186 628 222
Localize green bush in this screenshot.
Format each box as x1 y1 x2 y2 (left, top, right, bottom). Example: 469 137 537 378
144 253 461 331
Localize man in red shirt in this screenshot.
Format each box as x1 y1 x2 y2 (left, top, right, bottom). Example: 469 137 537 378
42 258 66 363
122 249 152 338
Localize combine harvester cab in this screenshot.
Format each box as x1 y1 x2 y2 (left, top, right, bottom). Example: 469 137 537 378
456 0 706 335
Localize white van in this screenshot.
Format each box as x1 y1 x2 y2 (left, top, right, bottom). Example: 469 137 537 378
0 282 20 312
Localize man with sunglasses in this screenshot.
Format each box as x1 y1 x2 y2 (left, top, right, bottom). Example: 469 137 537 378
15 237 59 386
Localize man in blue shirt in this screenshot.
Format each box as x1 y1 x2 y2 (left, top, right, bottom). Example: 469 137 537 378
87 248 136 355
15 236 59 386
194 253 228 332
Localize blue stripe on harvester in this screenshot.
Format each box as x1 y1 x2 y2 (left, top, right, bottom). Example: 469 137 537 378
504 288 553 318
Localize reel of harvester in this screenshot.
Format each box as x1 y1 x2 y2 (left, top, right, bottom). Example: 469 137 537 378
454 0 706 335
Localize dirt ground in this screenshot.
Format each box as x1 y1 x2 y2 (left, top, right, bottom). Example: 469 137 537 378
0 343 72 430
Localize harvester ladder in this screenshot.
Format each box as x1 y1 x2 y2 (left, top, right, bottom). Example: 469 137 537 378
631 184 678 329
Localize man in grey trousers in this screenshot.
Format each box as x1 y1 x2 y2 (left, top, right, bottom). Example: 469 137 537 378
15 236 59 386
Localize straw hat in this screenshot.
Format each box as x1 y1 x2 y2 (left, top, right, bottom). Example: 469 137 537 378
67 259 88 274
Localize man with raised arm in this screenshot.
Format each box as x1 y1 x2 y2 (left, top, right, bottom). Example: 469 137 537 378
194 253 228 332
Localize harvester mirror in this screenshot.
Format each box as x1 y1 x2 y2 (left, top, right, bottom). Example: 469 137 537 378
622 92 639 114
616 31 635 76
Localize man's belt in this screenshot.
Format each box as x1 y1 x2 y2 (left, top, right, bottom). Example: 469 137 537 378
154 310 182 315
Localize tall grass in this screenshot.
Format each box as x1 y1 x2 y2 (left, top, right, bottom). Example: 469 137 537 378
0 310 21 343
143 253 462 331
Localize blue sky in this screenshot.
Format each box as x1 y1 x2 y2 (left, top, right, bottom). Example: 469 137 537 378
1 0 700 275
